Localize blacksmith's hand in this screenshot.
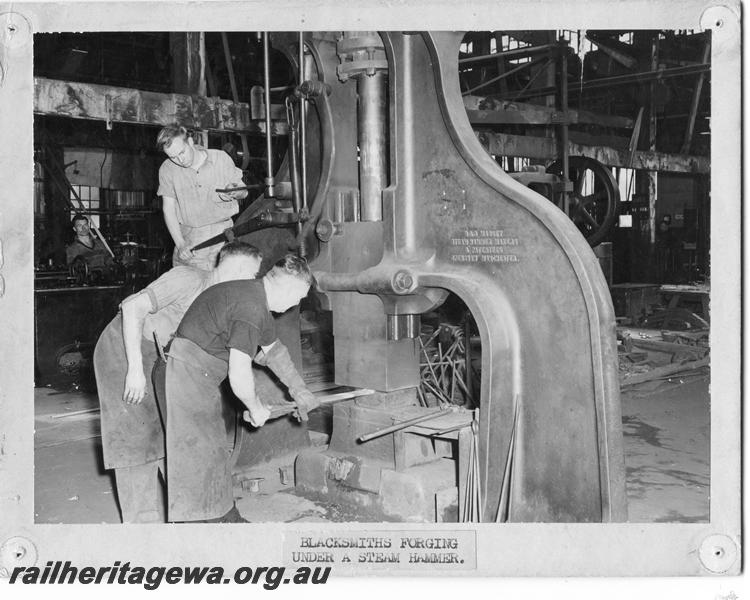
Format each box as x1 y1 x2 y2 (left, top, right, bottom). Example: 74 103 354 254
176 244 193 262
243 404 271 428
123 368 148 404
290 388 320 422
218 182 246 202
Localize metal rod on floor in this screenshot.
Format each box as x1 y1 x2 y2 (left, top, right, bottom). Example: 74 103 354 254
496 399 519 522
358 409 446 443
50 407 100 419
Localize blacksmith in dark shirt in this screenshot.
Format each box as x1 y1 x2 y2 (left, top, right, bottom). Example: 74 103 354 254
165 254 318 523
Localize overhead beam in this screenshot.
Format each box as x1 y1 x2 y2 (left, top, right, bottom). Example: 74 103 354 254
574 63 711 92
464 95 634 128
585 33 638 70
458 43 557 66
495 63 711 102
479 131 709 174
33 77 288 135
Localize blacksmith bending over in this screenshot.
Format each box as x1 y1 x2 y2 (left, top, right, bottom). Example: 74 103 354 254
93 241 262 523
165 254 319 523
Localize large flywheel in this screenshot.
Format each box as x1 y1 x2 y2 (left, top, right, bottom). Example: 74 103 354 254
546 156 620 246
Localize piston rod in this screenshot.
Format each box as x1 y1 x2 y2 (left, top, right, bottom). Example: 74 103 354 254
357 70 387 221
299 31 308 211
263 32 275 197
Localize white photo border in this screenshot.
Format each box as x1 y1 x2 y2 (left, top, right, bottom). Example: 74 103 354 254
0 0 740 579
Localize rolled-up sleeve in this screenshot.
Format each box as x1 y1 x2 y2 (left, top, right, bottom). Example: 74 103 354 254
157 163 175 198
227 320 262 357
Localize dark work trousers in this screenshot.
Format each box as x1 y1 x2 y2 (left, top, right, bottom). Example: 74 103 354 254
93 315 166 523
165 337 237 522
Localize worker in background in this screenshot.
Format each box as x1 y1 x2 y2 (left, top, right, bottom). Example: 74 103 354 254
156 124 249 271
66 214 115 271
166 254 319 523
93 241 263 524
656 214 678 282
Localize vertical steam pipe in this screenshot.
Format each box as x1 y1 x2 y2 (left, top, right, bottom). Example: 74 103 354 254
263 32 275 197
358 71 387 221
399 34 417 256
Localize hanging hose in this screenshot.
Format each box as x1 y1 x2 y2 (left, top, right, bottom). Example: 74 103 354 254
294 80 334 258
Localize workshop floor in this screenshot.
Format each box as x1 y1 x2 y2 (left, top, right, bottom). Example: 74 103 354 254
34 374 710 524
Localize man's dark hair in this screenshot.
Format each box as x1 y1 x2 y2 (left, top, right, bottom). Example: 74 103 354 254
216 241 262 265
71 213 89 227
269 253 314 286
156 124 190 151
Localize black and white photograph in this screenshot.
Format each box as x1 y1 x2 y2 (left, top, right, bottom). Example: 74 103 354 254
0 0 742 593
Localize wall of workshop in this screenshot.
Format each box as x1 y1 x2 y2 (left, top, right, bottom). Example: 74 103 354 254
658 172 709 278
612 173 706 284
656 173 697 231
63 147 159 193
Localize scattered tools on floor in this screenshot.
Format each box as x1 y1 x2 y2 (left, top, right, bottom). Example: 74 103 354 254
617 324 709 387
620 356 709 387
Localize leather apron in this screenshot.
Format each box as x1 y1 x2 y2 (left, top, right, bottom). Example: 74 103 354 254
93 314 165 470
165 337 237 522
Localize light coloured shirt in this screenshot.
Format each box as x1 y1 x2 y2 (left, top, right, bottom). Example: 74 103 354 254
157 146 241 228
138 266 212 345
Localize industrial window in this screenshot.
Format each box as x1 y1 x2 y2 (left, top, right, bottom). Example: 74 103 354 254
496 156 533 172
501 34 532 64
616 167 637 228
617 167 636 202
70 185 100 228
560 30 596 63
34 162 46 218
